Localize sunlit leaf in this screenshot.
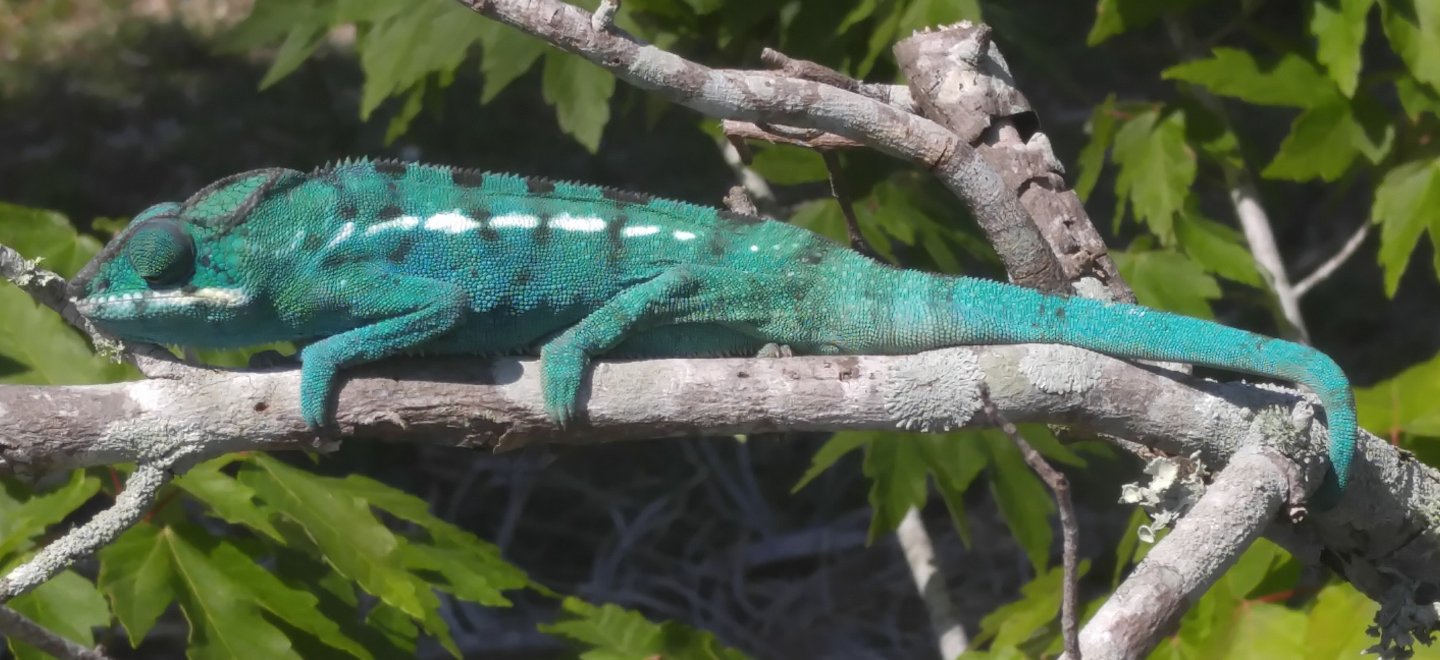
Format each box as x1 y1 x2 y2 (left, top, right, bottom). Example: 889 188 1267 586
1111 109 1194 241
6 571 110 660
1372 159 1440 296
1113 249 1220 319
542 52 617 152
1310 0 1375 96
1163 48 1337 108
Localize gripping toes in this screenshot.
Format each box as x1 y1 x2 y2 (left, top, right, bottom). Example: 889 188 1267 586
539 344 587 426
297 356 339 429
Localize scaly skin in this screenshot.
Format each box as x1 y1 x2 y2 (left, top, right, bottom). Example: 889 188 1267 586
67 159 1357 502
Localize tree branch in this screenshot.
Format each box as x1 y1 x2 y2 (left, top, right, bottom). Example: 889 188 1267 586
1076 447 1289 658
454 0 1068 291
0 605 111 660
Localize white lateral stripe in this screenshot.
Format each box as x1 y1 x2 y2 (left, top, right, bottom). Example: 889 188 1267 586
424 211 480 233
622 225 660 237
551 213 606 232
365 215 420 235
673 230 697 241
326 222 354 248
490 213 539 229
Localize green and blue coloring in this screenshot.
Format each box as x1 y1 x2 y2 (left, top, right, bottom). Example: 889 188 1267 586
68 159 1358 499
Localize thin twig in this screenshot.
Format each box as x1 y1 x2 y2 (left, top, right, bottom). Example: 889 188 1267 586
590 0 618 31
759 47 918 113
821 151 882 259
0 463 174 601
722 120 864 151
1294 221 1371 297
980 387 1080 659
897 508 968 658
0 605 111 660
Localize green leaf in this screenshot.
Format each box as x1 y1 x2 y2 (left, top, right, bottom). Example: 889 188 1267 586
1112 249 1220 318
1396 74 1440 121
238 457 442 626
0 202 103 278
915 432 989 546
1111 109 1194 242
98 523 177 646
356 2 482 119
1088 0 1193 45
1174 212 1264 287
1354 351 1440 435
539 597 749 660
1304 584 1381 657
863 434 930 542
1372 159 1440 296
257 23 327 89
479 21 547 103
680 0 726 15
5 571 110 660
974 563 1086 650
0 470 100 561
1223 538 1279 597
793 432 869 493
790 198 849 244
748 146 830 184
1262 98 1393 182
1162 48 1337 108
1310 0 1375 97
1076 95 1119 202
983 433 1053 573
164 526 302 660
1224 602 1306 655
1111 507 1148 587
542 52 617 152
1380 0 1440 90
897 0 983 36
0 203 138 385
331 474 533 601
176 458 284 542
183 526 373 659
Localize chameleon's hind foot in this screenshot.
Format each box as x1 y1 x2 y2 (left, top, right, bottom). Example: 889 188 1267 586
756 343 794 358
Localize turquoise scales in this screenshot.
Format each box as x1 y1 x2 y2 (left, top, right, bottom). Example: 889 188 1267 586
68 159 1359 501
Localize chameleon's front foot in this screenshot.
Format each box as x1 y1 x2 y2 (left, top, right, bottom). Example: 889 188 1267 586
538 345 587 427
297 350 340 429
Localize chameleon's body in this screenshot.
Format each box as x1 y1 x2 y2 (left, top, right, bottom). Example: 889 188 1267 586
68 159 1358 498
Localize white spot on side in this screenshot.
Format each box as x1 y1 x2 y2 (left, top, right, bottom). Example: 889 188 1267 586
622 225 660 237
365 215 421 236
77 286 251 312
327 222 355 248
490 213 539 229
673 230 697 241
424 211 480 233
551 213 606 232
287 230 307 252
749 245 759 252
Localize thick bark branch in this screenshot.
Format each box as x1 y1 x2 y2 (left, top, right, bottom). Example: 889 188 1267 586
1077 448 1288 658
455 0 1067 290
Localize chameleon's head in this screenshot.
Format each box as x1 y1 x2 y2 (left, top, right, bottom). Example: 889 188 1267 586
68 168 301 347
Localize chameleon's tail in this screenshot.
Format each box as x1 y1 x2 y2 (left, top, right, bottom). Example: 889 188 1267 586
936 276 1356 503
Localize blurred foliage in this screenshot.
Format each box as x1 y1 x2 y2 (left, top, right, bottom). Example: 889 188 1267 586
1 0 1439 657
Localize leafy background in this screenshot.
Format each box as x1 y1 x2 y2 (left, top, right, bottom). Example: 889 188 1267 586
1 0 1438 657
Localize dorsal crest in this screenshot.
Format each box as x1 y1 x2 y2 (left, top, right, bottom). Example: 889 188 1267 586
183 168 301 228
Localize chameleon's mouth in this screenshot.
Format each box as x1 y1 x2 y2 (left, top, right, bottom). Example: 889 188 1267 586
74 286 251 316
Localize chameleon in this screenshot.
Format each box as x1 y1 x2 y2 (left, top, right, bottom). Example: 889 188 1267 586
67 158 1358 501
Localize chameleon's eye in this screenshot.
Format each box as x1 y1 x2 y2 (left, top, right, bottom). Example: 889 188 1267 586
125 221 195 287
